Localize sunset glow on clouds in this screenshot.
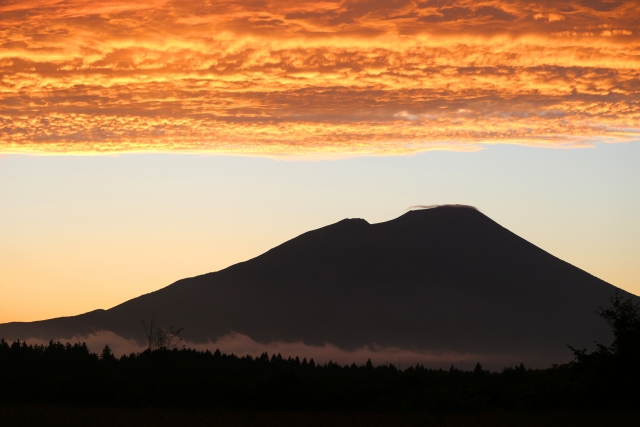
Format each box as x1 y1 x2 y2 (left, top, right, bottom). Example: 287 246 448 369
1 0 639 156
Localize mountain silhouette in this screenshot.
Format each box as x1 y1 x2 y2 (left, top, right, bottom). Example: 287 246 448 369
0 206 634 366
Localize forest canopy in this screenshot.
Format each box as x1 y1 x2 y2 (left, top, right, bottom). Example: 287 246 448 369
0 293 638 411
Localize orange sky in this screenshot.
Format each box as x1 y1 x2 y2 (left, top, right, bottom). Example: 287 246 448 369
1 0 639 156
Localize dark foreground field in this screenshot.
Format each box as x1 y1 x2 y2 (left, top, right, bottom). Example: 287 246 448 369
1 406 639 427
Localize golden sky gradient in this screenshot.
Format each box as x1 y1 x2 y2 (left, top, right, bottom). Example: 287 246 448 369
1 0 639 155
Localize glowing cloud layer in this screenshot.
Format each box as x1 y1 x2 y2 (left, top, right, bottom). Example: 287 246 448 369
1 0 639 155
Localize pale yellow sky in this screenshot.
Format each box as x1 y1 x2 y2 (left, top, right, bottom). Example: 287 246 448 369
1 144 638 324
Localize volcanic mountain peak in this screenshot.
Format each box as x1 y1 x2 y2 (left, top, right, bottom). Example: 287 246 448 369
0 207 635 368
308 205 487 241
384 204 487 225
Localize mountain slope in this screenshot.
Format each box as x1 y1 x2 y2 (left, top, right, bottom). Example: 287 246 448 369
0 206 632 366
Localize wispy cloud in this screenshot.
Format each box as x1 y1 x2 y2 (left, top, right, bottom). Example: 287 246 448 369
1 1 639 156
408 204 478 210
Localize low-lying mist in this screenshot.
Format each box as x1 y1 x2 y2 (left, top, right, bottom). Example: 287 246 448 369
22 330 565 370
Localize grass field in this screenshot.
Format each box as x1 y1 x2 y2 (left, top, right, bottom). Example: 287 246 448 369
1 406 638 427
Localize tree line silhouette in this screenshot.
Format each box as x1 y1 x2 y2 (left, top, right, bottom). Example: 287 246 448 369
0 292 638 412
